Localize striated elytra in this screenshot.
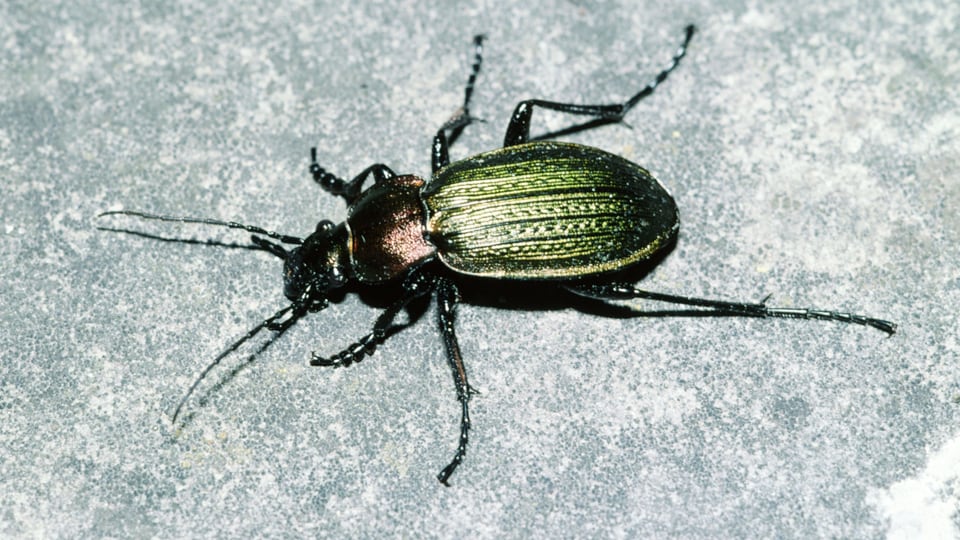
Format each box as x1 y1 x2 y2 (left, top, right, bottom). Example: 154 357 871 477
425 141 678 279
99 25 895 485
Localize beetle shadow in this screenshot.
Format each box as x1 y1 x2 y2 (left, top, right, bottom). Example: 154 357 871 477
153 233 718 430
355 237 742 331
173 321 293 430
452 237 678 317
446 239 769 322
170 283 429 432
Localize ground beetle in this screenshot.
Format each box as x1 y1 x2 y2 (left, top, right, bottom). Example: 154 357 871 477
99 26 896 485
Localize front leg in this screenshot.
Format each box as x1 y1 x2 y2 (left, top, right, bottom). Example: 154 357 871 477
309 147 396 205
309 270 437 367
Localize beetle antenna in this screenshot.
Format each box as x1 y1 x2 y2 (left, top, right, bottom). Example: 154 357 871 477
97 210 304 245
250 235 290 260
171 303 305 425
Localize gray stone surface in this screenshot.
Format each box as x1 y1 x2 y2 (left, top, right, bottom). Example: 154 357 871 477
2 1 957 537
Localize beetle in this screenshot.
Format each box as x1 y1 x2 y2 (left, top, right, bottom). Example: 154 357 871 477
99 25 896 485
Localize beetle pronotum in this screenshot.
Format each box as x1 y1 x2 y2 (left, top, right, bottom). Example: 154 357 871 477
99 26 895 485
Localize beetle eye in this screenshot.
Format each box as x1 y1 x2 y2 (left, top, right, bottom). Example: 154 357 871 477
316 220 335 234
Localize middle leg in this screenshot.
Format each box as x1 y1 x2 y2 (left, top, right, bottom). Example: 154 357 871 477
309 147 397 205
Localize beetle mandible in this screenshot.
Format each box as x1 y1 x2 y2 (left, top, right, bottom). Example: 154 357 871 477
99 25 896 485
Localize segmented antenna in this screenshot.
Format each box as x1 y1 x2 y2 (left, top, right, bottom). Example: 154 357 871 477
97 210 304 245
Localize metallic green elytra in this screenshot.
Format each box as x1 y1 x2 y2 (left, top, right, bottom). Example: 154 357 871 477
424 141 678 279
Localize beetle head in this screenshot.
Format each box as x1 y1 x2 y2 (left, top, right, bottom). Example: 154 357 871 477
283 219 350 301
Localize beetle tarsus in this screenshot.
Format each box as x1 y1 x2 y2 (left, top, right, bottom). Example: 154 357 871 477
313 159 399 204
755 306 897 335
309 147 350 197
462 34 485 117
437 398 471 486
310 332 381 367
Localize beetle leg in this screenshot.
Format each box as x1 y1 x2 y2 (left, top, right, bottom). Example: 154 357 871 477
460 35 485 124
442 34 485 141
310 147 396 205
309 270 436 367
565 283 897 335
432 35 487 173
502 25 695 146
435 277 475 486
432 130 451 173
307 299 403 368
